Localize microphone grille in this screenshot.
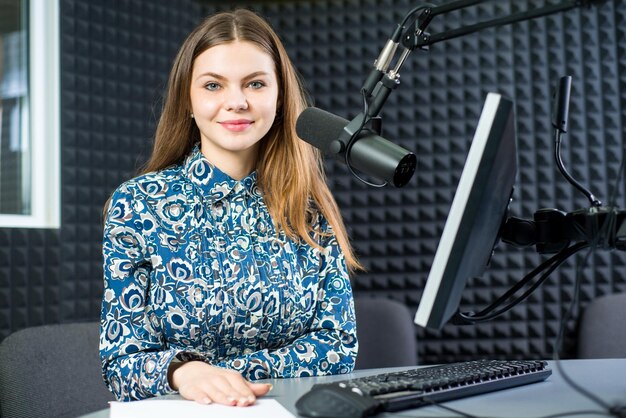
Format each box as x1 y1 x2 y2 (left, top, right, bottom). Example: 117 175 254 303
296 107 348 155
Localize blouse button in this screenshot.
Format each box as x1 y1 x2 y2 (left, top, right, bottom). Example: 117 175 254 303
193 288 203 302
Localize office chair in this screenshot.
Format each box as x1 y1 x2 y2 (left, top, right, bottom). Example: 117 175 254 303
353 296 418 370
0 322 115 418
577 292 626 359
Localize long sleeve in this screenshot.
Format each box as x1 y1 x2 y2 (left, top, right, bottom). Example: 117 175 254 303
99 183 202 401
100 149 359 400
214 226 358 380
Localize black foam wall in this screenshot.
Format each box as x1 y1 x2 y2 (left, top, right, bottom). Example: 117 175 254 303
1 0 625 365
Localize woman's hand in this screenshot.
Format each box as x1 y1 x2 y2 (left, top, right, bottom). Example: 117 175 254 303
169 361 272 406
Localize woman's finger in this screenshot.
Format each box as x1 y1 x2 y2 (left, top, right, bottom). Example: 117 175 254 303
178 384 213 405
247 381 273 396
222 374 257 406
203 379 243 406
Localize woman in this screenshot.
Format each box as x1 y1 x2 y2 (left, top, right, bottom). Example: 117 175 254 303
100 8 361 406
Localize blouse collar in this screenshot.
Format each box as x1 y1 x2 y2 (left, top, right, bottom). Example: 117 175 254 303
182 145 258 202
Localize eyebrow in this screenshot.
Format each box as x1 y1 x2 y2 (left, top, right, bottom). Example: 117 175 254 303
195 71 271 82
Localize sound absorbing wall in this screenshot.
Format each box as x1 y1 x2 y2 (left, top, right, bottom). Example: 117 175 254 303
1 0 625 365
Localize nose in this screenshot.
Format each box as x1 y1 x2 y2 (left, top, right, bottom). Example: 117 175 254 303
224 88 249 112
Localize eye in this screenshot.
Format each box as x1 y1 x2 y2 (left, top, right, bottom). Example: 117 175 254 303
248 80 265 90
204 82 221 91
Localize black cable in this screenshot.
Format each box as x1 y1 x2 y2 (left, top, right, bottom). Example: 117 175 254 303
467 243 585 314
466 247 581 321
550 203 625 418
548 128 626 417
535 411 616 418
606 137 626 208
548 71 626 416
550 125 625 414
584 91 626 418
392 397 614 418
344 90 387 188
392 396 479 418
421 398 478 418
456 242 588 323
552 251 611 410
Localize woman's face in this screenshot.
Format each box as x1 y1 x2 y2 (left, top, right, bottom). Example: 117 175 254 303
189 40 279 174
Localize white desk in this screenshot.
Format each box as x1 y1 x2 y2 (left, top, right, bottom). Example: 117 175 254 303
81 359 626 417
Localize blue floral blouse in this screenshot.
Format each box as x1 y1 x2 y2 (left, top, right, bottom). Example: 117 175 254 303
100 146 358 401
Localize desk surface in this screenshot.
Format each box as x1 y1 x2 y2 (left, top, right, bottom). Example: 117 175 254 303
81 359 626 417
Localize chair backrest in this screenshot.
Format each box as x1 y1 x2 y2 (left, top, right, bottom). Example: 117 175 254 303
577 293 626 359
354 296 418 370
0 322 115 418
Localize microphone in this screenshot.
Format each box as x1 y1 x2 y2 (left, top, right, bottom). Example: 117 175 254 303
296 107 417 187
551 75 571 133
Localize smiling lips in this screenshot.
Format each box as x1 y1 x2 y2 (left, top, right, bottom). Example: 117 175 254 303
219 119 254 132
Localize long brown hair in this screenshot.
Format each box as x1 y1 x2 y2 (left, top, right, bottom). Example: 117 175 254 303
106 9 361 272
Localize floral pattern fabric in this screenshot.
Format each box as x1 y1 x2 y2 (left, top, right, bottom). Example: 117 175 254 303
100 145 358 401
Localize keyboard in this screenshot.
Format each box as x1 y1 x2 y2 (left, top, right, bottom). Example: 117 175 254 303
296 359 552 417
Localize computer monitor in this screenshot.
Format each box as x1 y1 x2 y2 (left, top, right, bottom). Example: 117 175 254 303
414 92 517 330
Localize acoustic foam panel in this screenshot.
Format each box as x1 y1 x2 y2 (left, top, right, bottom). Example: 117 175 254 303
1 0 626 366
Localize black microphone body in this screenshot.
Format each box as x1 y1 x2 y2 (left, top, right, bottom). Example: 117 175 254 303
296 107 416 187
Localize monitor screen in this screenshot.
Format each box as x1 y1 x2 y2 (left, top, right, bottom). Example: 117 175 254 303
414 92 517 330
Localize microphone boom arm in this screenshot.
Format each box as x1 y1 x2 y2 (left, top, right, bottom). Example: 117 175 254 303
405 0 602 49
363 0 605 119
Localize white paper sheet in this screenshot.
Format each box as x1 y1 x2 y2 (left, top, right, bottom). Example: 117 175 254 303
109 398 295 418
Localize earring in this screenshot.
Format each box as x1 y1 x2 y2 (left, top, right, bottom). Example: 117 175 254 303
190 112 194 119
